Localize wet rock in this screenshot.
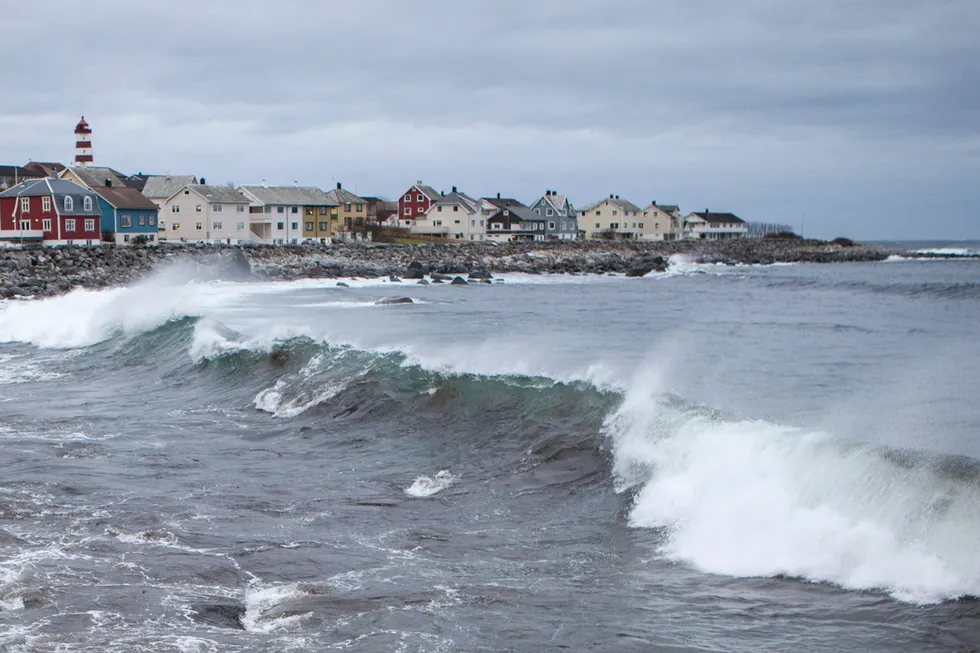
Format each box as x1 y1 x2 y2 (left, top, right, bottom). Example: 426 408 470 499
336 281 350 288
451 276 469 285
190 602 246 630
377 296 414 305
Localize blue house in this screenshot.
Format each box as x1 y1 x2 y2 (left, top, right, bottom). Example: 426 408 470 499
90 184 160 244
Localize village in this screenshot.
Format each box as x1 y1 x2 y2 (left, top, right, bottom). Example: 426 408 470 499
0 117 761 248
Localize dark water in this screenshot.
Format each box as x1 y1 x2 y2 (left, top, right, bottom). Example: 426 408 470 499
1 255 980 652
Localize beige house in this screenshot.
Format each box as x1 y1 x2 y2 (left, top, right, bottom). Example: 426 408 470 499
578 195 644 239
412 187 487 241
159 184 252 244
59 166 129 191
634 202 683 241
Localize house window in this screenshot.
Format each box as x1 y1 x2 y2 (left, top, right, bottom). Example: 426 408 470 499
277 206 284 213
172 205 180 213
277 222 284 230
319 222 327 231
83 196 93 211
184 189 190 195
454 219 460 224
355 203 363 212
305 222 313 231
42 197 51 212
138 215 146 226
64 196 73 211
66 219 76 231
405 195 411 201
149 216 156 226
319 207 327 215
453 206 459 212
173 223 181 231
236 205 245 213
595 210 601 216
43 219 51 231
547 209 553 216
19 219 30 230
404 207 411 215
595 223 600 228
612 210 618 216
534 208 540 215
124 234 130 243
195 205 202 213
121 215 132 228
237 222 245 231
345 203 352 211
305 208 313 215
213 204 223 212
291 222 298 230
20 197 29 212
291 206 298 214
214 221 223 230
548 222 555 230
195 222 203 231
417 194 424 201
417 206 423 213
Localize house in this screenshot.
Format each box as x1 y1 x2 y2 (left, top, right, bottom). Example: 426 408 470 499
323 183 368 233
142 174 199 240
578 194 644 239
683 211 748 240
0 165 43 191
486 204 547 242
633 201 683 241
528 190 578 240
411 187 486 241
22 161 67 178
89 184 160 244
398 182 441 228
481 193 527 211
362 197 398 227
159 184 251 244
60 166 129 191
0 178 101 246
238 185 339 244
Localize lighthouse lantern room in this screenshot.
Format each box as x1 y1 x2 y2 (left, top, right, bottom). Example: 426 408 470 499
74 116 93 166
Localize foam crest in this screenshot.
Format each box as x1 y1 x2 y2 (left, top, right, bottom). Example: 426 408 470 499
241 583 313 633
606 376 980 603
405 470 457 498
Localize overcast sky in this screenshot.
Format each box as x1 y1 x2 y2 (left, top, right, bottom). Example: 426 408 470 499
2 0 977 239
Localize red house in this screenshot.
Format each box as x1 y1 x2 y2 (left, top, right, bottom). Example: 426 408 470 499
0 178 102 245
397 181 441 228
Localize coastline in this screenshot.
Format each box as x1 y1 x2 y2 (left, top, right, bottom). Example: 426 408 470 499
0 239 893 299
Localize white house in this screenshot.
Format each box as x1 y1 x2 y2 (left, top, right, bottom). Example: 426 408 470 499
683 211 748 240
411 187 487 241
159 184 252 244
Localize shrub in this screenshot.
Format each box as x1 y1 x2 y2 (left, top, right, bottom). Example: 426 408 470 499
830 237 855 247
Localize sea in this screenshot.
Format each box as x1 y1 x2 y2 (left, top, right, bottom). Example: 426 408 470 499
0 242 979 652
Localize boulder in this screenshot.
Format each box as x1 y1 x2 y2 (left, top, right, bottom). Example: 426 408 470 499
451 276 469 285
468 269 493 280
377 296 414 305
336 282 350 288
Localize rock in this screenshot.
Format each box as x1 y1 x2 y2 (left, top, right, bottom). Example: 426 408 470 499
430 273 452 281
451 276 469 285
388 275 402 283
416 279 429 285
336 282 350 288
377 296 414 305
468 269 493 280
625 255 667 277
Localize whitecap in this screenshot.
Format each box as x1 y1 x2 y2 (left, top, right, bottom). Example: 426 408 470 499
405 470 457 498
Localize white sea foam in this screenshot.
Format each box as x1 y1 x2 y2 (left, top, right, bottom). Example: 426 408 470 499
405 470 457 498
253 376 346 418
241 583 313 633
912 247 980 257
605 370 980 603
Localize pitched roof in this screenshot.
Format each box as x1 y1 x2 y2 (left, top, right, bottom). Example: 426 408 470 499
656 204 680 214
407 183 441 201
182 184 249 203
239 185 339 206
488 204 543 222
690 212 745 224
142 175 198 199
323 187 367 205
23 161 67 177
65 166 128 190
0 179 101 216
91 186 160 210
433 191 479 212
0 165 42 179
580 196 642 214
482 196 527 209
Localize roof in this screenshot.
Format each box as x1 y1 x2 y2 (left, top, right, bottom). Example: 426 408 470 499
482 196 527 209
239 185 339 206
432 191 479 212
689 212 745 224
65 166 128 190
181 184 249 203
142 175 198 199
407 183 441 201
580 196 643 214
23 161 67 176
0 178 101 216
323 187 367 205
489 204 543 223
656 204 680 214
536 192 576 216
91 186 160 211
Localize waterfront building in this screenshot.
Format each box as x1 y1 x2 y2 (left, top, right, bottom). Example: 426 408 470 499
159 184 251 244
528 190 579 240
486 204 547 242
683 211 748 240
238 185 339 244
0 178 101 245
578 195 644 239
411 187 486 241
90 185 160 244
398 182 441 228
323 183 368 234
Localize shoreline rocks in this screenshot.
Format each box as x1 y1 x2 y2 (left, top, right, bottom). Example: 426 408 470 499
0 239 895 300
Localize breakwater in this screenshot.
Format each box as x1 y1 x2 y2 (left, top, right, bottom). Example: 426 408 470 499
0 238 891 299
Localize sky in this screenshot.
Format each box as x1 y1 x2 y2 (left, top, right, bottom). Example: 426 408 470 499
1 0 977 240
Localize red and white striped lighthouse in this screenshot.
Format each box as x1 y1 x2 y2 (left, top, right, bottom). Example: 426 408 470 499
74 116 93 166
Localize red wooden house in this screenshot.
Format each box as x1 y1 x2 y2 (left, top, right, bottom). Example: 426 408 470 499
397 181 441 228
0 178 102 245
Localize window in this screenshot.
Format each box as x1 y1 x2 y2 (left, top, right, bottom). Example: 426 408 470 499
137 215 146 226
19 219 30 230
417 194 424 201
184 189 190 195
305 222 313 231
43 219 51 231
173 222 181 231
404 207 411 215
149 216 156 226
319 207 327 215
277 222 284 230
612 210 618 216
84 219 95 231
417 206 423 213
195 222 203 231
355 203 363 212
172 205 180 213
534 208 540 215
453 206 458 212
64 196 74 211
405 195 411 201
548 222 555 230
437 206 442 212
195 205 202 213
42 197 51 212
124 234 130 243
237 222 245 231
291 206 298 214
345 203 352 212
547 209 553 216
66 219 76 231
319 222 327 231
83 196 93 211
595 210 601 216
20 197 29 212
121 215 133 228
236 205 245 213
595 223 600 228
213 204 223 212
291 222 298 230
213 221 223 230
305 208 314 215
454 219 460 224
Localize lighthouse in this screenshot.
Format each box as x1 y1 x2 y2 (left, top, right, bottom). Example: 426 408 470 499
74 116 93 166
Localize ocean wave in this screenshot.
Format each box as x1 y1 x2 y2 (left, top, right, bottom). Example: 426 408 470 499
604 370 980 603
405 470 457 498
912 247 980 257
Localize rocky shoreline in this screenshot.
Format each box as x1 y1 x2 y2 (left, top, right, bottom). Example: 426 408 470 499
0 239 894 299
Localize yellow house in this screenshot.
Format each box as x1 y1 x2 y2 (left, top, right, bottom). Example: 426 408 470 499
323 183 368 233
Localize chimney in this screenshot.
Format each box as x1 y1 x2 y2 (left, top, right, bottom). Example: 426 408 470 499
652 200 656 206
615 195 620 200
452 185 457 193
610 194 614 199
104 178 112 187
496 192 501 199
200 177 206 185
337 182 342 190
